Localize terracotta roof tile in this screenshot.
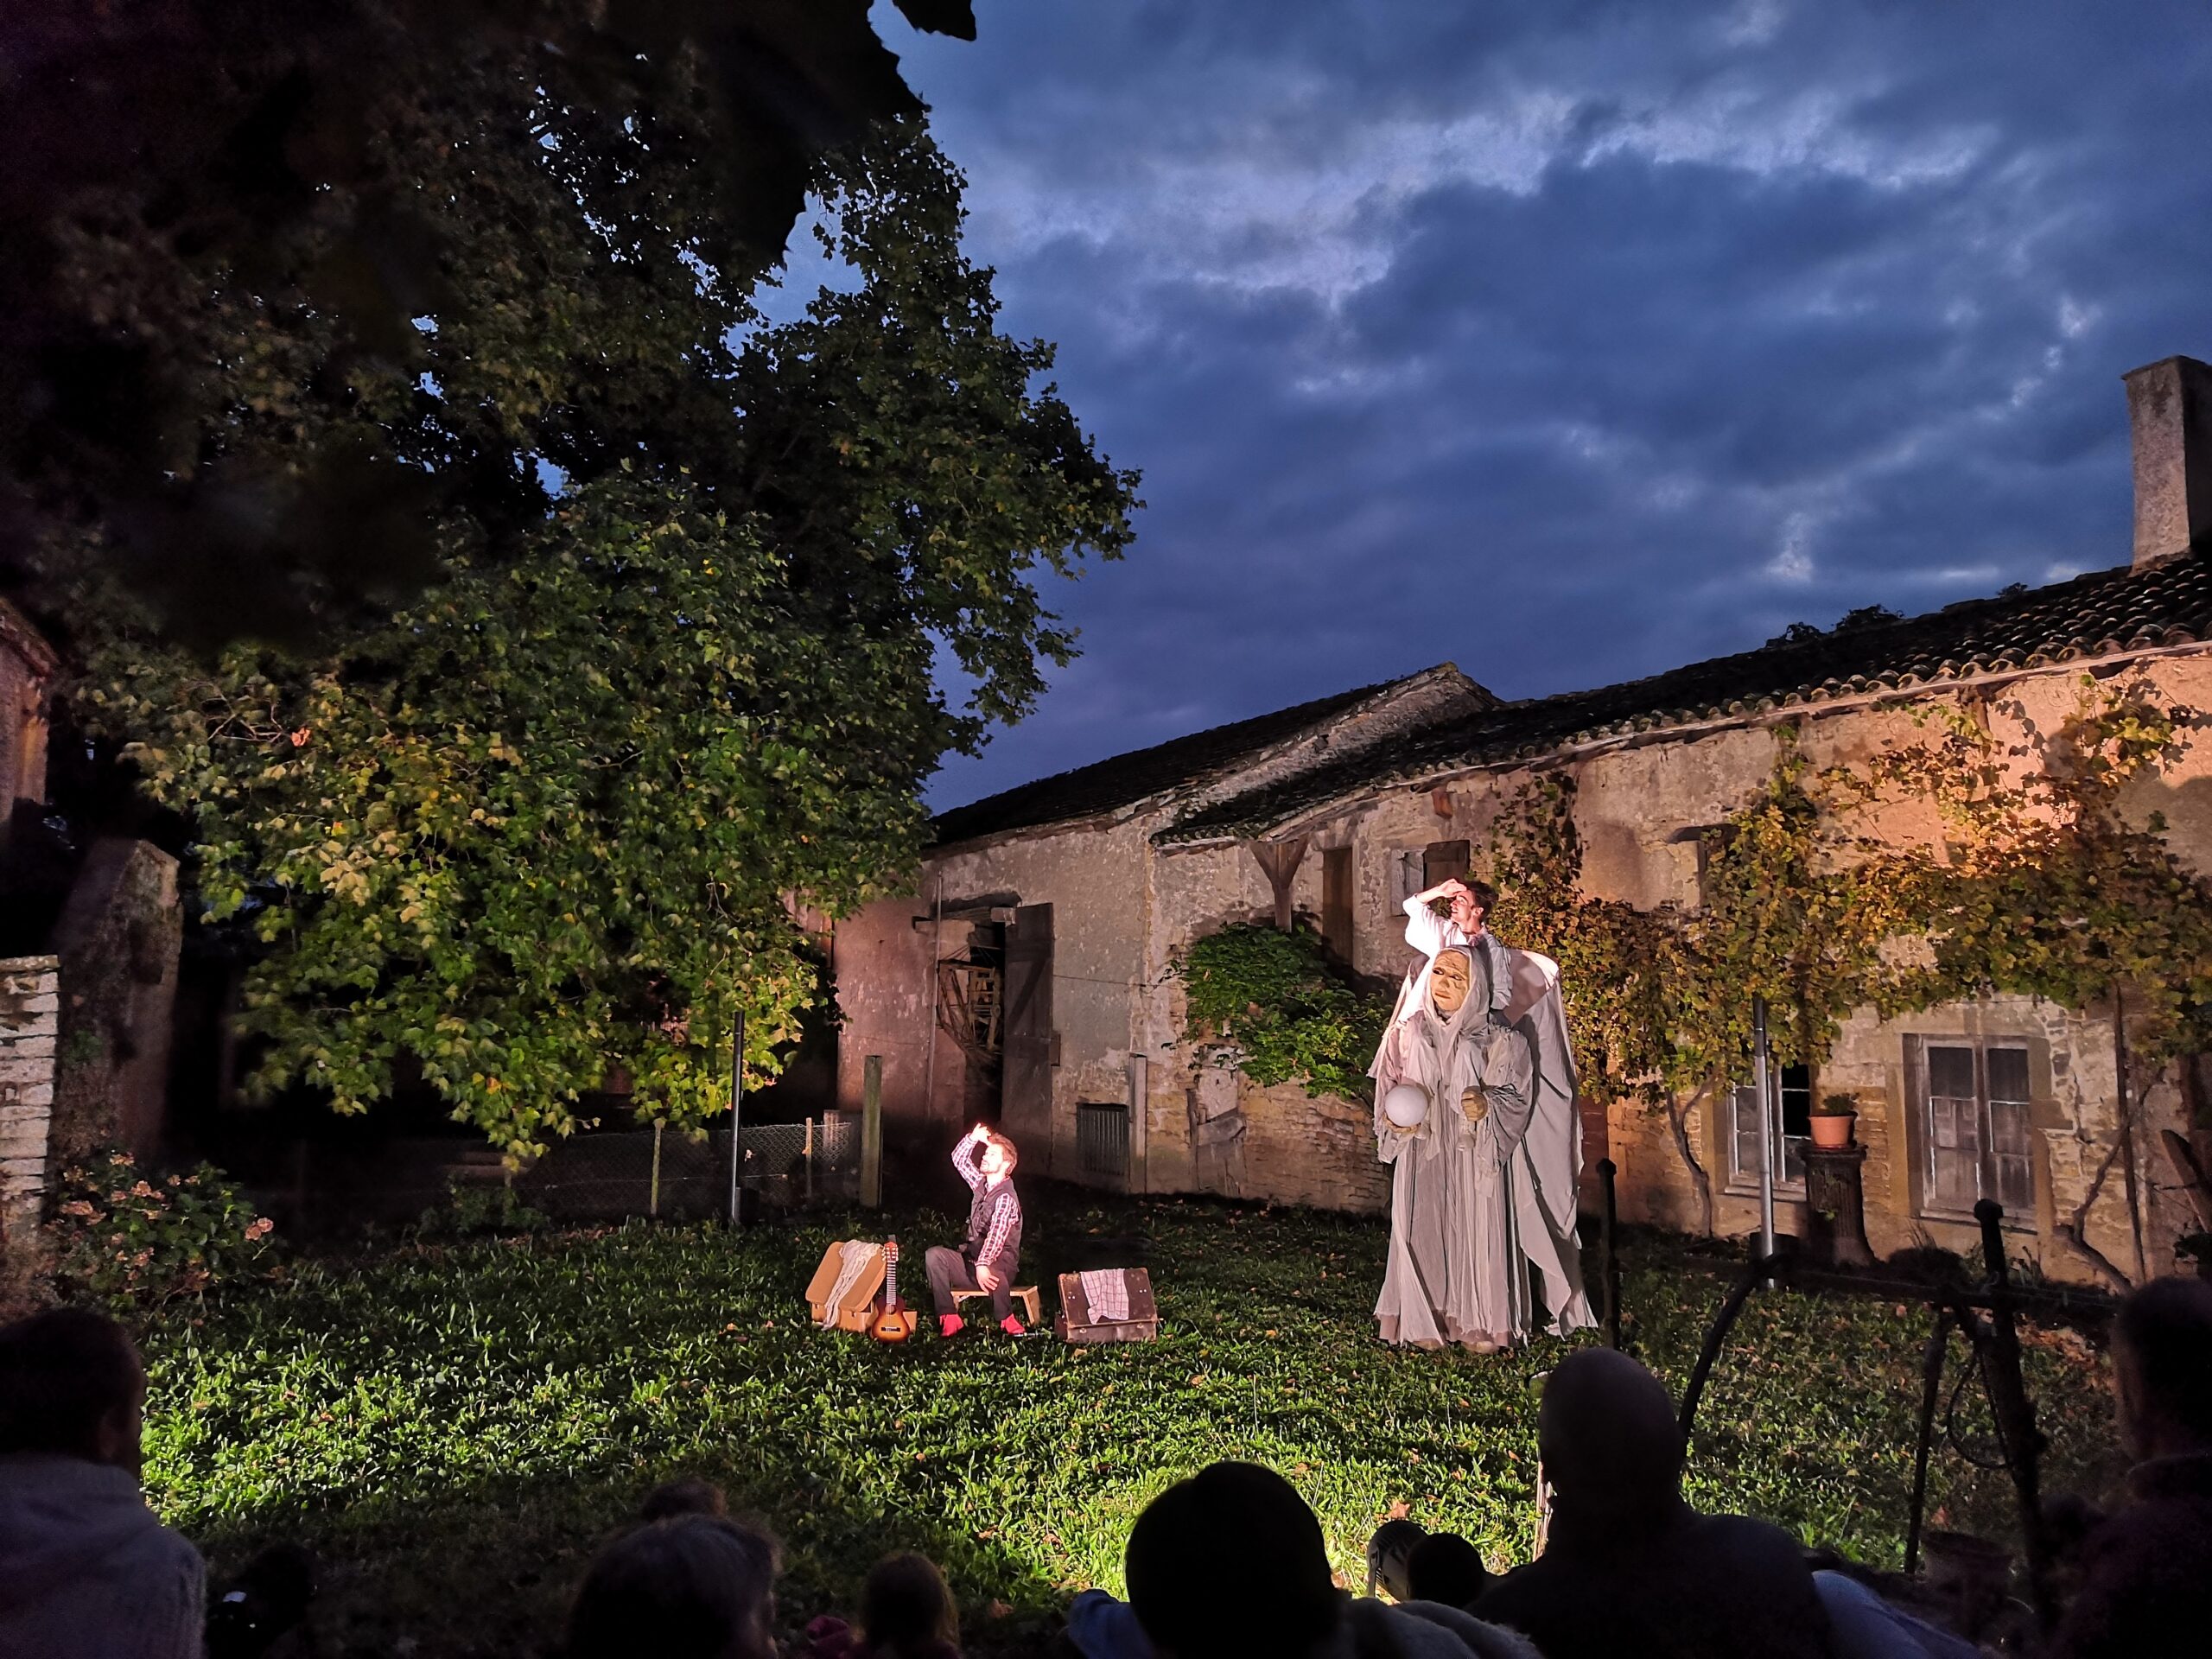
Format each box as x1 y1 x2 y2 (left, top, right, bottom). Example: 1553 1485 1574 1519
1159 553 2212 844
930 677 1404 848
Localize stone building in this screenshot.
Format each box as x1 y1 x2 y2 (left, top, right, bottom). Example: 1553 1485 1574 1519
0 601 183 1242
836 355 2212 1287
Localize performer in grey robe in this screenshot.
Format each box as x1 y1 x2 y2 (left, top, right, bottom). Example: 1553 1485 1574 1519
1371 899 1594 1348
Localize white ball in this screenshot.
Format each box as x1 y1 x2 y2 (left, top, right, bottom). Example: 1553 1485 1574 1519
1382 1084 1429 1129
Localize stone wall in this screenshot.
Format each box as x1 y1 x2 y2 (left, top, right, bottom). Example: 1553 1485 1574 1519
0 597 55 837
838 648 2212 1276
48 839 182 1166
1288 657 2212 1284
0 956 59 1243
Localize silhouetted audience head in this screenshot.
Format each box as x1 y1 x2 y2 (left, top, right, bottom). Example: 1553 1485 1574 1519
1407 1532 1489 1609
2111 1275 2212 1462
566 1514 779 1659
1366 1516 1427 1599
1537 1348 1685 1528
1126 1461 1339 1656
642 1476 730 1522
860 1550 959 1657
0 1307 145 1471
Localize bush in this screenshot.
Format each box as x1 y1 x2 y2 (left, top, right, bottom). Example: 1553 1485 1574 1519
416 1174 549 1239
47 1149 276 1305
1176 923 1394 1102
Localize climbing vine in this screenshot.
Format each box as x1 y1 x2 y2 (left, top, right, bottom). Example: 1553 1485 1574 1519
1178 674 2212 1257
1175 923 1394 1104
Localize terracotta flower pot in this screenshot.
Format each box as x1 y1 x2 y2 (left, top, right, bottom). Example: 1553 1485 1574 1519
1809 1112 1855 1149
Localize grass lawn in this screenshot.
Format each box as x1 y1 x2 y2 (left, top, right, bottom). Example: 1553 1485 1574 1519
141 1181 2124 1656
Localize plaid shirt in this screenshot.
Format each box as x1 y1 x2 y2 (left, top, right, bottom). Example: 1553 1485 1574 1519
952 1139 1022 1266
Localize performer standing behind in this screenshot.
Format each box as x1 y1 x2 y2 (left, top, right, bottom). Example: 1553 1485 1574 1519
926 1124 1025 1337
1376 874 1595 1347
1403 876 1510 1014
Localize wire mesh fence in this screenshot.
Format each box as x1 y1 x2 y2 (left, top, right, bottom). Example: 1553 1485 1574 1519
514 1116 861 1224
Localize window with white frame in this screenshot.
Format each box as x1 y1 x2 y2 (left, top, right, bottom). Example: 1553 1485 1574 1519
1915 1039 2034 1220
1726 1063 1811 1193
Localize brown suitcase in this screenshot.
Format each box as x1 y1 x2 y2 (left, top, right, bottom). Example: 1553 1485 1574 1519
804 1240 886 1332
1055 1268 1159 1343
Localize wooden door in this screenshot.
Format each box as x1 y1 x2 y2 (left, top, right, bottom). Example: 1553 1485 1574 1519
1321 846 1354 962
1001 904 1054 1144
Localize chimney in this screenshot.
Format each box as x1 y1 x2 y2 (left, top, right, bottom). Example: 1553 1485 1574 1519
2123 354 2212 569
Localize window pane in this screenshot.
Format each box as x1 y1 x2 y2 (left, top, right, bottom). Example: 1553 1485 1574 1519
1928 1045 1975 1099
1991 1099 2034 1212
1924 1046 1982 1216
1986 1047 2030 1105
1731 1084 1762 1183
1779 1064 1812 1139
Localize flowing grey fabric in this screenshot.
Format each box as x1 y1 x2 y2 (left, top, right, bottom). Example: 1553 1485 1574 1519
1370 925 1594 1345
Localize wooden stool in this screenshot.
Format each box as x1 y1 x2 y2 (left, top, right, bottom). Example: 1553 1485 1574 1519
952 1284 1042 1325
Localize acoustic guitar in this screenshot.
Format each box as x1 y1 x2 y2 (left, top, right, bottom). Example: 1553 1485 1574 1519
871 1236 916 1343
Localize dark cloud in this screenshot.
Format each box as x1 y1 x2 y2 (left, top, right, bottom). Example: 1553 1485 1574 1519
866 0 2212 806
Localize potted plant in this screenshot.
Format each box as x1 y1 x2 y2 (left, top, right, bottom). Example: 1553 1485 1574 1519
1809 1092 1859 1149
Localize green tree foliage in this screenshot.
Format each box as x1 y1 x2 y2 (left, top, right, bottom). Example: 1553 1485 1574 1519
1847 680 2212 1058
83 128 1138 1156
3 0 978 646
1176 925 1395 1104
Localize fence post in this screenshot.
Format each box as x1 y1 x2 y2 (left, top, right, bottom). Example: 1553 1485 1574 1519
727 1009 745 1230
649 1121 663 1219
861 1055 882 1209
804 1116 814 1202
1598 1157 1622 1350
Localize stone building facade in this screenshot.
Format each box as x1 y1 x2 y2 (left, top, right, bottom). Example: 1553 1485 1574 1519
836 354 2212 1287
0 601 185 1241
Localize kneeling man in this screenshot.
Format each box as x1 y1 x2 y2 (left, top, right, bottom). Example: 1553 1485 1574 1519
927 1123 1025 1336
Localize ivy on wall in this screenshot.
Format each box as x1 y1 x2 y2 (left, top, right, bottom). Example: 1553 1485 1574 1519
1177 674 2212 1272
1175 923 1394 1105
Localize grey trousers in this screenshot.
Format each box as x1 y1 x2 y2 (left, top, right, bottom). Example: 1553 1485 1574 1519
925 1243 1015 1321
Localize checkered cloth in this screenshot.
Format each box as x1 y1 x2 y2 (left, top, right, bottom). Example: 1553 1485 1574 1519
1079 1268 1130 1324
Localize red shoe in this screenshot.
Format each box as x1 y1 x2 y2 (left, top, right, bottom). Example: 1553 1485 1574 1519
1000 1315 1026 1337
938 1314 965 1338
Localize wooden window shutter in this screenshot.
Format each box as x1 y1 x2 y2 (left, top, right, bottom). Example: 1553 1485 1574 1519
1321 847 1354 962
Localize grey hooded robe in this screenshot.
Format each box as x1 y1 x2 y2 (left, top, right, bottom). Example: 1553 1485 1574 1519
1370 925 1595 1347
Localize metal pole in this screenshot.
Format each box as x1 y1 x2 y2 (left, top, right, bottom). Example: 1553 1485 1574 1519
1598 1156 1622 1350
921 878 944 1122
1679 1249 1780 1437
1903 1306 1957 1575
727 1010 745 1228
1975 1199 2057 1631
649 1121 663 1218
1751 995 1777 1266
861 1053 882 1209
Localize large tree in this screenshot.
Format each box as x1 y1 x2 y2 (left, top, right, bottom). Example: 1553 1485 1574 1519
1 0 979 645
57 27 1138 1153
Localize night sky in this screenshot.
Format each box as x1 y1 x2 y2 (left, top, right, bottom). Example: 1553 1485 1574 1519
863 3 2212 810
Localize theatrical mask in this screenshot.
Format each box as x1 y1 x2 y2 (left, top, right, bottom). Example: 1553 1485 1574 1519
1423 953 1490 1124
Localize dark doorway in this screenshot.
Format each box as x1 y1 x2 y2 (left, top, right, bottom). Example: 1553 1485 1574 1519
1320 845 1354 962
1001 903 1053 1144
